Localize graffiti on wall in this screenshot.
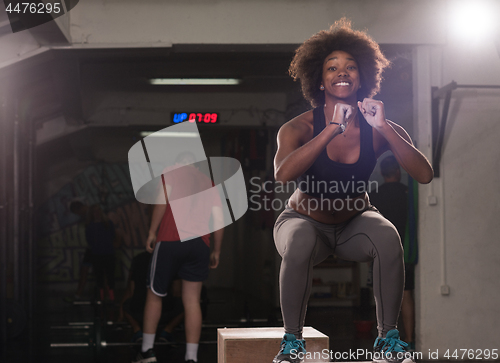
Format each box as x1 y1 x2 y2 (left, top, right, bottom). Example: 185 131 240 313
37 163 150 284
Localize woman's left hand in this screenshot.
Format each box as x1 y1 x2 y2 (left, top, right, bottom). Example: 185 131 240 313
358 98 387 130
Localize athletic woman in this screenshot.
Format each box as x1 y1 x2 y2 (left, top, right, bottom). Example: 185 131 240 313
273 18 433 363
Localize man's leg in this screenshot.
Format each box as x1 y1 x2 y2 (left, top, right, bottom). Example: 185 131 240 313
76 249 93 298
401 290 415 343
182 280 203 362
163 279 184 335
163 312 185 334
93 256 106 301
141 288 163 352
122 300 144 343
76 264 89 297
125 311 142 332
104 255 116 301
122 300 142 333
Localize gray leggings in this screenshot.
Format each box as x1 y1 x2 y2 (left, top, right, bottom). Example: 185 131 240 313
274 204 404 338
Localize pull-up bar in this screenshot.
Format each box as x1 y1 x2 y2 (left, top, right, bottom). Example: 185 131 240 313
431 81 500 177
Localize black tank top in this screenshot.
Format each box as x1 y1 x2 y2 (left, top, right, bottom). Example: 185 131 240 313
296 107 377 199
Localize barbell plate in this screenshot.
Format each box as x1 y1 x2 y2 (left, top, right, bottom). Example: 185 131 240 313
51 340 218 348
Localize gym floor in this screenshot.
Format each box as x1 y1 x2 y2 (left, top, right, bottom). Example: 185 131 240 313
8 287 411 363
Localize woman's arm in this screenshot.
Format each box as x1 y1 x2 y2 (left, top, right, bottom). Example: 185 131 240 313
380 121 433 184
358 98 433 184
274 106 348 183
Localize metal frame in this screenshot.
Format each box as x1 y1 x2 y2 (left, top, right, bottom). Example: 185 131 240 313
431 81 500 178
0 85 8 361
0 79 37 358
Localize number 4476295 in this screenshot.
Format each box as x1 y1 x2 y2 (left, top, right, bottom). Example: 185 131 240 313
444 349 498 360
5 2 62 14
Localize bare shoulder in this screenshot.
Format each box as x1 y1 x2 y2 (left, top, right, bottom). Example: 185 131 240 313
277 109 314 145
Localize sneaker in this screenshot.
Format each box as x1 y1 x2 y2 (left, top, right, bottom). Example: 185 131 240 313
132 348 157 363
273 333 306 363
131 330 143 343
373 329 415 363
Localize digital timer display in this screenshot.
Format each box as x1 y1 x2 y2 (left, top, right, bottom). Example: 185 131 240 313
172 112 219 124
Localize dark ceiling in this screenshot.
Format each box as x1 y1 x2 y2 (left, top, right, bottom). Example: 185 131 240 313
75 44 298 93
0 43 412 126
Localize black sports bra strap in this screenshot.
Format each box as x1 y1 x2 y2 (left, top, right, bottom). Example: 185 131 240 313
296 106 377 200
313 107 324 138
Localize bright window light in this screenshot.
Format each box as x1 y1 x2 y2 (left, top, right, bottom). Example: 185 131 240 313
149 78 241 85
448 0 498 40
140 131 198 138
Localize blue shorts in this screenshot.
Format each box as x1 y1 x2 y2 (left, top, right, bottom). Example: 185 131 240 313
147 238 210 296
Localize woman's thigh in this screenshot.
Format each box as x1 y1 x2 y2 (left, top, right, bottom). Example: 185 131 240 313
334 211 402 262
274 215 333 265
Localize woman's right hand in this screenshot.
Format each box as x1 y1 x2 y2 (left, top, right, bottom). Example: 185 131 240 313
331 103 355 126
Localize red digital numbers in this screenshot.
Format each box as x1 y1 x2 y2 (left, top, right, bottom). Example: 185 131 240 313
187 113 217 123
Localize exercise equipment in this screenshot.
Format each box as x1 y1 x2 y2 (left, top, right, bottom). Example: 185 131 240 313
218 326 329 363
50 299 216 362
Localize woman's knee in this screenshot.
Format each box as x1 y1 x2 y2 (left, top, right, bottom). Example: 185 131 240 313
276 219 317 255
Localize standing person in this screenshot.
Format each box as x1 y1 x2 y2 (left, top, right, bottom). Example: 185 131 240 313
69 201 92 301
370 156 408 242
273 18 433 363
86 204 117 302
370 155 416 352
133 152 225 363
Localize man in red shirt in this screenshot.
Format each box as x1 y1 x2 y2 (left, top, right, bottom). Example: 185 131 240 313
134 151 224 363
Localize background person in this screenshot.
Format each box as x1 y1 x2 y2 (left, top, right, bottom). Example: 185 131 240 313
68 200 92 301
370 155 416 351
85 204 117 302
272 18 432 363
133 151 225 363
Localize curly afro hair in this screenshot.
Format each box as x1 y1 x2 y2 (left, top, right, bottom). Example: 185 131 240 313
289 18 390 108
